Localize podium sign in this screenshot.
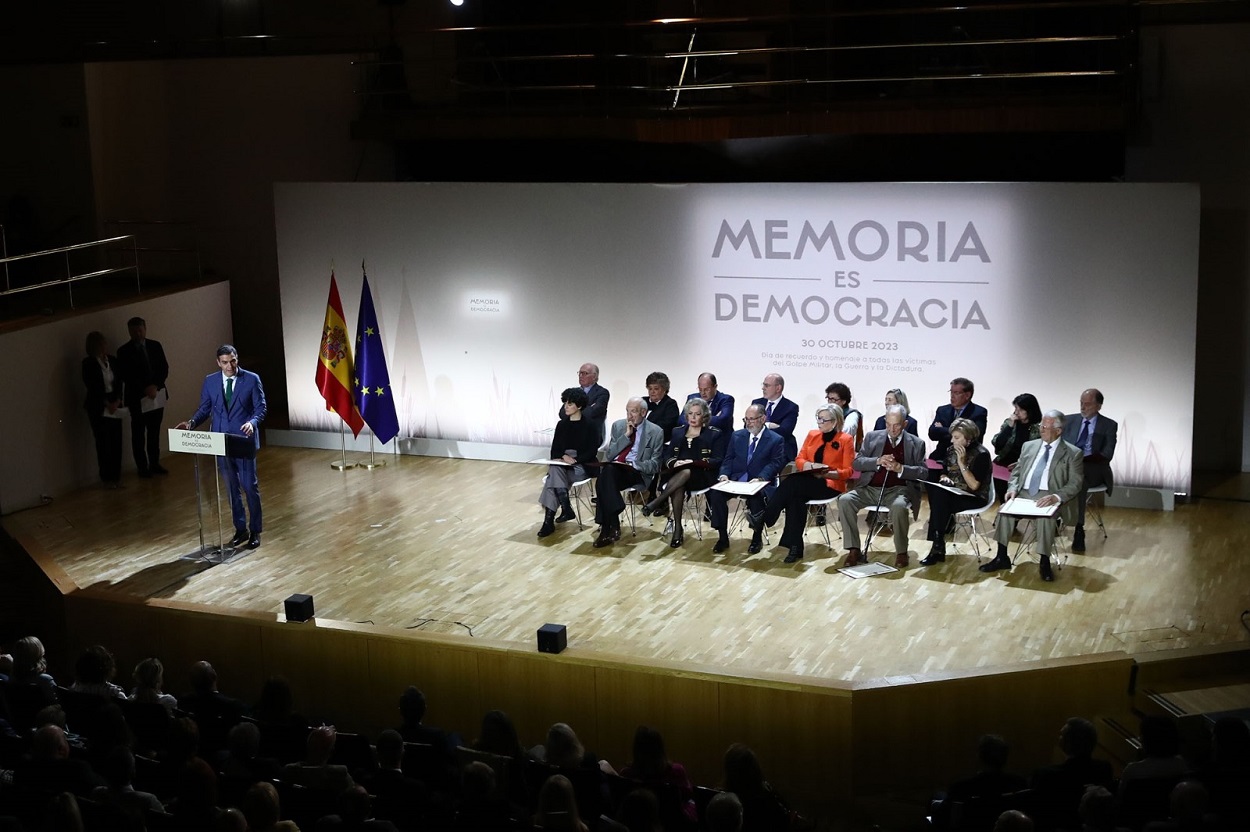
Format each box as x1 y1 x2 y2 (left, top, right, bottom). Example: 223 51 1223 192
169 429 226 456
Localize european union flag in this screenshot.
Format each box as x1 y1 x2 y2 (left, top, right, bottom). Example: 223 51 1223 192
354 270 400 444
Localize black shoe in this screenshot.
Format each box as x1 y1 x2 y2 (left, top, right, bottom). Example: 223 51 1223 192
229 529 249 547
537 514 556 538
713 535 730 554
920 550 946 566
641 501 660 518
593 528 616 548
747 534 763 555
555 507 576 523
1071 525 1086 552
247 533 261 550
979 553 1011 573
784 546 804 563
151 464 169 475
1039 555 1055 582
670 528 684 548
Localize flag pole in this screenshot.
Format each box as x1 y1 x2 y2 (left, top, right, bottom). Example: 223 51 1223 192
331 422 355 470
362 428 385 469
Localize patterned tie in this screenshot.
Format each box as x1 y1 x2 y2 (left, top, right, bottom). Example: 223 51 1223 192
747 434 758 465
225 376 234 408
1076 419 1091 455
1027 444 1051 496
765 401 774 421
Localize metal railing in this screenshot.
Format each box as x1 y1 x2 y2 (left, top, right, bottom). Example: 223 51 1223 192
0 235 140 309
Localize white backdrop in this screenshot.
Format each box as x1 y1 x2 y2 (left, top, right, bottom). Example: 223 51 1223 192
275 182 1199 492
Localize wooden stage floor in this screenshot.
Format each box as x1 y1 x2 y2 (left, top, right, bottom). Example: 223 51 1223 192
7 448 1250 684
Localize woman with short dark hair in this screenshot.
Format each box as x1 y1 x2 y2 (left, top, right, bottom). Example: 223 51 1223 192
537 387 600 538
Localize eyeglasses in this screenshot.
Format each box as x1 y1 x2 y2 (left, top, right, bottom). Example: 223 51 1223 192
816 417 835 424
743 415 764 423
825 395 843 403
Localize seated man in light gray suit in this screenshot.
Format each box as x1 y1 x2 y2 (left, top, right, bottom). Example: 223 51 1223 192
838 404 927 569
593 397 664 548
1062 388 1117 552
983 410 1084 582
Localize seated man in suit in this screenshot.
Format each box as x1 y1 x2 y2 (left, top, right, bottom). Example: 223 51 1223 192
593 397 664 548
928 376 989 462
707 404 785 555
982 410 1083 581
560 362 610 444
752 373 800 463
1062 388 1118 552
838 405 927 569
679 372 735 433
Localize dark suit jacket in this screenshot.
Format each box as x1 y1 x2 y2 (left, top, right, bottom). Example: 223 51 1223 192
664 425 725 470
188 369 267 449
680 390 735 432
1007 438 1084 525
719 428 785 496
751 396 800 462
851 430 928 517
81 355 123 413
116 338 170 408
928 401 989 460
1062 412 1118 493
559 383 609 442
645 395 680 441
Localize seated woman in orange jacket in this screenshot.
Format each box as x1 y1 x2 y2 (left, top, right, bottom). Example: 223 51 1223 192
761 404 855 563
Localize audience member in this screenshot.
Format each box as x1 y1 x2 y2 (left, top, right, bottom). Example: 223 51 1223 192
929 377 989 462
874 388 920 436
168 756 223 831
315 784 401 831
617 725 696 824
1120 717 1191 792
593 398 664 548
240 781 300 832
752 374 800 463
1142 781 1215 832
361 728 432 830
473 709 525 760
983 410 1083 582
643 371 680 442
1031 717 1114 831
129 657 178 712
453 760 527 831
707 403 785 555
705 791 745 832
91 745 165 820
533 773 589 832
946 735 1028 803
1197 716 1250 827
14 724 106 797
10 635 58 702
993 809 1034 832
761 403 854 563
615 787 662 832
218 720 282 783
255 675 309 727
181 661 249 725
1063 388 1119 552
680 372 735 432
1077 785 1122 832
396 685 457 753
282 725 355 793
838 404 926 569
70 644 127 700
824 382 863 449
722 743 794 832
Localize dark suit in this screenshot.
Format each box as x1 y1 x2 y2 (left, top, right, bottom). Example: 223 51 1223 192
117 337 170 473
838 429 927 554
751 396 800 462
559 383 609 443
1062 412 1118 527
928 401 989 461
82 355 124 484
645 395 680 441
188 369 267 534
595 418 663 528
680 390 735 432
707 427 785 534
996 438 1083 555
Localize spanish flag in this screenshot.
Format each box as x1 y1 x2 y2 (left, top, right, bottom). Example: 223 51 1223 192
315 272 365 436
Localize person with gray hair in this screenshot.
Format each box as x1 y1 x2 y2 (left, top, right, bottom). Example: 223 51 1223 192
642 397 726 547
593 397 664 548
838 403 928 569
705 791 744 832
983 409 1083 581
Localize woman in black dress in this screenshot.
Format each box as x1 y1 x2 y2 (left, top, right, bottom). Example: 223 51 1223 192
921 417 992 565
537 388 600 537
641 397 724 547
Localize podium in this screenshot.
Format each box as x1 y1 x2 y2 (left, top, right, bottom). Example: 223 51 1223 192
168 428 256 564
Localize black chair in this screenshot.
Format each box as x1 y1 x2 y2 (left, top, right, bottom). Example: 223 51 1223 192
275 779 339 830
403 741 457 795
330 730 377 779
250 717 310 764
120 699 172 755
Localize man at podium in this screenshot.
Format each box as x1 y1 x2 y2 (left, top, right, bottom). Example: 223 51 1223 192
177 345 268 549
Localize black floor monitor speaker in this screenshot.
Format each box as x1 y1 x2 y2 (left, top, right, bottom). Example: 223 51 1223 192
284 593 315 622
537 623 567 654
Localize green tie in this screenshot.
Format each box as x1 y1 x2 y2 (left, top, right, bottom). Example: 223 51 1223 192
225 376 234 408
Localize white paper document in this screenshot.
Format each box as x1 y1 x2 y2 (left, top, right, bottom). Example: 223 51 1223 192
711 479 768 496
140 387 169 413
1000 497 1060 517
